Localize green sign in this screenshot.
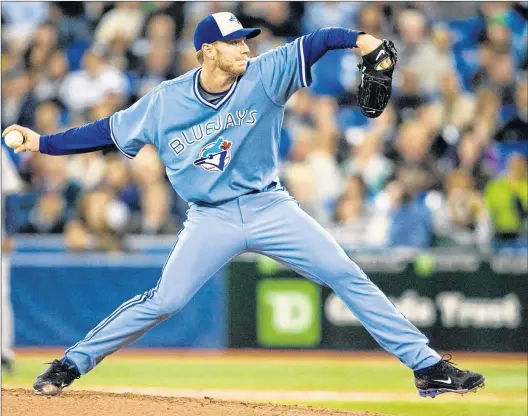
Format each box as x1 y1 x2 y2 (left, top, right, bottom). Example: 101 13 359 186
256 279 321 347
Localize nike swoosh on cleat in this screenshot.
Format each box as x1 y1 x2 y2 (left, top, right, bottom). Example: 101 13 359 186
432 377 452 384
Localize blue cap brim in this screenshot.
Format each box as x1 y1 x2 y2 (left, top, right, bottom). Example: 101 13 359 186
221 28 261 42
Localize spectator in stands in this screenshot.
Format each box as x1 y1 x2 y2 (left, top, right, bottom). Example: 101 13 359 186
68 188 128 252
98 32 135 73
472 40 497 91
344 132 394 196
27 155 82 217
1 2 48 37
49 2 92 45
1 70 37 130
237 2 301 38
393 67 427 124
335 175 367 224
64 219 92 252
479 2 514 52
356 4 385 39
59 50 129 115
385 181 433 249
484 153 528 244
396 9 453 96
67 152 107 191
392 121 443 198
134 43 177 99
284 124 342 225
428 70 476 132
145 13 177 46
495 76 528 142
302 2 358 33
49 155 83 201
310 96 341 158
102 154 140 212
284 128 327 223
141 2 185 40
432 169 491 247
19 190 67 234
130 145 166 190
331 175 388 247
370 103 397 144
456 124 493 190
475 87 502 134
487 52 516 105
130 182 180 235
34 50 69 106
93 2 146 46
128 14 179 75
24 23 59 80
284 88 314 133
35 101 61 136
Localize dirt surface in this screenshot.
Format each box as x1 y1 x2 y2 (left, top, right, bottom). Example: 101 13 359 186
2 388 388 416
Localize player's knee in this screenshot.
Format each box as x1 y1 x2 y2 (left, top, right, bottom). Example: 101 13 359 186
324 261 369 284
155 293 189 317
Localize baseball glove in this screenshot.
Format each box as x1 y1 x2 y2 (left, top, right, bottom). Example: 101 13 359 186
357 39 398 118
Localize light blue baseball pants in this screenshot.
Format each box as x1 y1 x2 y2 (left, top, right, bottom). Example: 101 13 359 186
64 187 440 373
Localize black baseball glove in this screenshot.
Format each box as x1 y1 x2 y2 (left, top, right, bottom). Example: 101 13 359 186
357 39 398 118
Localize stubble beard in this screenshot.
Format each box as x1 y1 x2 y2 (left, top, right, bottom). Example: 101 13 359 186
217 55 247 76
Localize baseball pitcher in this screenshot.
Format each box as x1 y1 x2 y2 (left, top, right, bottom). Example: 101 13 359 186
3 13 485 398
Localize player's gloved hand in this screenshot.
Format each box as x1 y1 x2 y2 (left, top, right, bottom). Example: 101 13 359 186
2 124 41 154
356 38 398 118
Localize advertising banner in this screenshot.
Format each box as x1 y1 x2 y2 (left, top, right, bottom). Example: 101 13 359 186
228 255 527 352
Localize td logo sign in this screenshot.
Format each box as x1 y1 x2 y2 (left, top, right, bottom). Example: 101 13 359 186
257 279 321 347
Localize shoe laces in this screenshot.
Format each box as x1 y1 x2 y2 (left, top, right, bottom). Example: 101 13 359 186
438 354 466 377
45 360 80 381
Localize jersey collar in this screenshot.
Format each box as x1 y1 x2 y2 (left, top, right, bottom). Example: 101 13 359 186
193 68 239 110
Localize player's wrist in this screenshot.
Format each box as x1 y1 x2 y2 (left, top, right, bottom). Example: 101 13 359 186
356 34 382 56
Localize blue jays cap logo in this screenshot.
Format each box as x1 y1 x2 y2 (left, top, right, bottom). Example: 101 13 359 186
193 12 261 51
193 137 232 172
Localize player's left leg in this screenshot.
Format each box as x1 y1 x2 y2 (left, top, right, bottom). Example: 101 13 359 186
33 201 246 395
244 190 485 396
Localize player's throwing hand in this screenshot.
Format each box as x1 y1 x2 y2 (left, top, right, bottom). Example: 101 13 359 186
2 125 41 154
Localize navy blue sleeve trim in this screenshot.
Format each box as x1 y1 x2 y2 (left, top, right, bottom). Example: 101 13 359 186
39 117 115 156
302 27 363 69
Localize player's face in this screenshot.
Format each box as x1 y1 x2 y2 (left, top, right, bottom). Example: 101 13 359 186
213 38 250 75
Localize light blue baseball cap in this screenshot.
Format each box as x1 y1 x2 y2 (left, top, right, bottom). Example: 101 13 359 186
194 12 261 51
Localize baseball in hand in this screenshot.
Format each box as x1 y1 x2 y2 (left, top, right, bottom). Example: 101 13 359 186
4 130 25 148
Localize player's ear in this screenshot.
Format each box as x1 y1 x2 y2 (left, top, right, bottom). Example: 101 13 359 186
203 44 216 61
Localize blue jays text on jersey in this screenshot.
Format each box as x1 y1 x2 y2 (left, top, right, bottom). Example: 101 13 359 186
169 110 257 156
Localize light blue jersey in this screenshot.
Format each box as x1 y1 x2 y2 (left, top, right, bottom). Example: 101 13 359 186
110 38 310 204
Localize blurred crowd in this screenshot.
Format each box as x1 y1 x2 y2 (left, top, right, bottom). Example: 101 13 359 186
1 1 527 253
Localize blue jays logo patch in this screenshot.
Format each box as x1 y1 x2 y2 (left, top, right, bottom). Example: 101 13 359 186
193 137 232 172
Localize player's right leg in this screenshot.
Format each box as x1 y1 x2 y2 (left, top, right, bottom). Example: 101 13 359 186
33 202 246 395
244 190 485 396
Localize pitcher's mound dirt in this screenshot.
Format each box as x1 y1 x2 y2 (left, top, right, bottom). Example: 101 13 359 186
2 388 388 416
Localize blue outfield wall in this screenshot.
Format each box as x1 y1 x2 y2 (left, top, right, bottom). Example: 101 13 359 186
10 253 227 348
